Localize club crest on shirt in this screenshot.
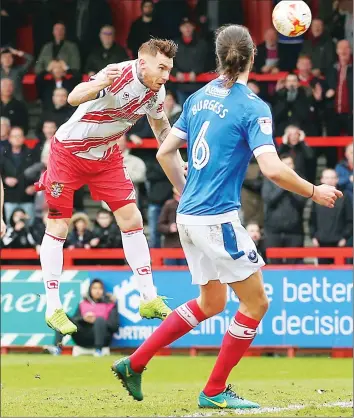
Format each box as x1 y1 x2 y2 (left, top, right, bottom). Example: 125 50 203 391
146 94 158 110
122 92 130 101
257 117 272 135
50 182 64 198
247 249 258 263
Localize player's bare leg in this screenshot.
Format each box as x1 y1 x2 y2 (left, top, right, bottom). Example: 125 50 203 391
111 280 225 400
40 217 77 335
199 270 268 409
113 202 171 320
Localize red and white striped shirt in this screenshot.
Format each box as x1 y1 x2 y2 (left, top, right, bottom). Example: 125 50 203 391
55 60 165 160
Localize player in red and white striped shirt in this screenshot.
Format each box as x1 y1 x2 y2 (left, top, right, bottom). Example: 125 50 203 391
38 39 179 335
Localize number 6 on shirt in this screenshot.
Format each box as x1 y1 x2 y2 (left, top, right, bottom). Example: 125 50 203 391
192 121 211 170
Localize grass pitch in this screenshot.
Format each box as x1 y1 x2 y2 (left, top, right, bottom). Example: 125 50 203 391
1 355 352 417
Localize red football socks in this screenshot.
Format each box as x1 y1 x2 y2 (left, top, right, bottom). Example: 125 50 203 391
130 299 208 373
203 311 259 397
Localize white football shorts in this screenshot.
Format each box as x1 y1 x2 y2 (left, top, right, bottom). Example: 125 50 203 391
176 210 265 285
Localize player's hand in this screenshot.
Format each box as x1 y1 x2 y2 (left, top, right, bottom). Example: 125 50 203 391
97 64 122 85
1 219 6 239
312 237 319 247
338 238 346 247
312 184 343 208
169 223 178 233
5 177 18 187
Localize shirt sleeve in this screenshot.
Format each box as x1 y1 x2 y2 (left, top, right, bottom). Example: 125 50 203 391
171 100 189 140
146 86 165 119
244 101 276 157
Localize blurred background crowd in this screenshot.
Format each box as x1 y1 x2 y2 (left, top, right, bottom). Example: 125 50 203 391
0 0 353 265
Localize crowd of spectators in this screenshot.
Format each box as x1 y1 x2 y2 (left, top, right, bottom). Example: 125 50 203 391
0 0 353 265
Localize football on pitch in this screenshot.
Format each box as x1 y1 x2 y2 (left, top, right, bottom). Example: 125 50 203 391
272 1 312 37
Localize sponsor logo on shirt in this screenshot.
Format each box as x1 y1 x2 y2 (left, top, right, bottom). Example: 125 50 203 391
257 117 272 135
205 84 230 98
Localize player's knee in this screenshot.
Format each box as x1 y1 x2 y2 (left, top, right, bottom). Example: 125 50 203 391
46 218 70 239
199 297 227 317
114 203 143 232
246 293 269 319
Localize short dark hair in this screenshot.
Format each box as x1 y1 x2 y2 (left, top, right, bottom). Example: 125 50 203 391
141 0 153 9
279 153 293 161
215 24 256 88
138 38 178 59
97 209 112 217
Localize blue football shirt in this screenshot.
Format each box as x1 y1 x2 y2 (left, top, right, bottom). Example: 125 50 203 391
172 78 276 216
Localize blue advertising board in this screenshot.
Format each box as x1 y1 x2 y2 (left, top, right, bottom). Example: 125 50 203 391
1 269 352 348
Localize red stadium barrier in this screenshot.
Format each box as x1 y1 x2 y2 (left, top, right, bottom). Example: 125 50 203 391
1 248 351 267
22 72 291 86
24 136 352 150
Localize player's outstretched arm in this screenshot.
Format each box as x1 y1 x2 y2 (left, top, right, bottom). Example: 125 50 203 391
156 132 186 195
67 64 122 106
257 152 343 208
0 176 6 238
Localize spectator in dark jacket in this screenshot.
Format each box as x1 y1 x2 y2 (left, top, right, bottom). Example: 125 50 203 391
301 19 336 76
273 73 320 136
325 40 353 136
90 209 122 249
158 188 187 266
241 157 264 227
335 143 353 203
277 125 315 182
1 208 36 249
0 48 34 101
0 116 11 151
1 127 36 223
49 279 118 357
146 159 173 248
85 25 129 76
262 154 307 264
67 212 93 249
254 28 287 73
171 18 208 105
310 168 353 264
0 78 28 134
37 88 74 131
36 60 79 107
246 222 267 263
127 0 160 58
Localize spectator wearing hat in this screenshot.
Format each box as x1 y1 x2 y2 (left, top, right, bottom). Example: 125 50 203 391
171 17 208 105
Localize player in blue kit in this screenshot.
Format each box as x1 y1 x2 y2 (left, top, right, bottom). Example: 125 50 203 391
111 25 342 409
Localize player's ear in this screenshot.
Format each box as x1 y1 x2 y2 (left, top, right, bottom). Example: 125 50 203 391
139 57 147 71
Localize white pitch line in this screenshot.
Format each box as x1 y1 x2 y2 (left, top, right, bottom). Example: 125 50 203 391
183 401 353 417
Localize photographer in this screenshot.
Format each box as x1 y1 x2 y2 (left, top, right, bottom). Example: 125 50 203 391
1 208 35 249
273 73 320 136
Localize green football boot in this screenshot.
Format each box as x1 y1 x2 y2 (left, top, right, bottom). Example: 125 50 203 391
198 384 260 409
139 296 172 320
111 357 143 401
46 309 77 335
